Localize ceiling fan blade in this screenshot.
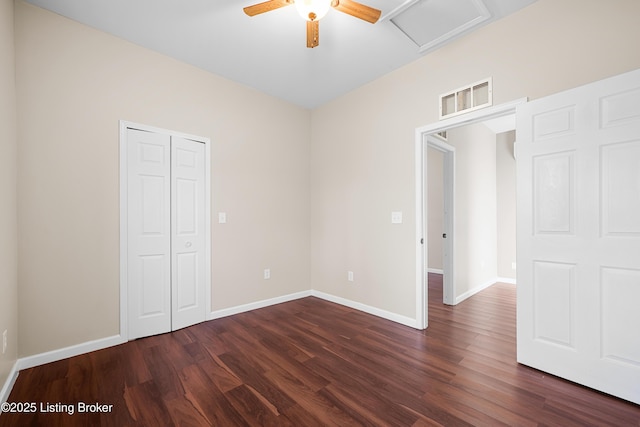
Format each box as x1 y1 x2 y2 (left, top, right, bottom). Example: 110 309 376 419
307 20 319 48
332 0 381 23
243 0 293 17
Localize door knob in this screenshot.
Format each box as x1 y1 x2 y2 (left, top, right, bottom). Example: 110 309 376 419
443 233 447 238
185 241 192 248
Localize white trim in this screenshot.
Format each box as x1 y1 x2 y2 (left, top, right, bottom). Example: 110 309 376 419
119 120 212 341
426 136 455 153
311 290 419 329
119 123 127 342
455 277 508 304
0 362 19 405
427 268 444 274
386 0 490 54
415 130 427 329
380 0 419 21
203 137 212 328
417 97 528 135
0 335 125 405
425 135 456 306
16 335 125 372
454 277 516 304
208 291 312 320
417 0 490 54
208 290 418 329
415 98 527 329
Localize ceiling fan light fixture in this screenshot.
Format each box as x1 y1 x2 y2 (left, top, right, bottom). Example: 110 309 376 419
243 0 380 48
294 0 331 21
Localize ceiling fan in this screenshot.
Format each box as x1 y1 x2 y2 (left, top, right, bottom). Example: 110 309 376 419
243 0 381 48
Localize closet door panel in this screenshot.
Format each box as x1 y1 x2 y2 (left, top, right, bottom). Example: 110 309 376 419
127 129 172 339
171 137 207 330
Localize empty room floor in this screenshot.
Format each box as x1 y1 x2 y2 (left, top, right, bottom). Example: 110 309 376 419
2 274 639 426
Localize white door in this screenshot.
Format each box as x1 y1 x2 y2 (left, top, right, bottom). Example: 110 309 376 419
126 129 208 340
516 68 640 404
171 137 207 331
127 129 172 339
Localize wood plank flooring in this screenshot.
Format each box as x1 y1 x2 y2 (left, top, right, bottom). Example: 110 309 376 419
2 274 639 426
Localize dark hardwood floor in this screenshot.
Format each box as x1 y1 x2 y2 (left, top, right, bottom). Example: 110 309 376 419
2 274 639 426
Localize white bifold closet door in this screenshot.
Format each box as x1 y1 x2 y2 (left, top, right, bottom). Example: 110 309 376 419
127 128 206 340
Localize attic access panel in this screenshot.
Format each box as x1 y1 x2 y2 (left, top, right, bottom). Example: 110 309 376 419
391 0 491 53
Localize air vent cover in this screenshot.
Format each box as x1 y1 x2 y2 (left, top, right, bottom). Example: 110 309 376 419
440 78 493 119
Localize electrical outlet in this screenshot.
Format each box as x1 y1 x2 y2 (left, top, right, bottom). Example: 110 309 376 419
218 212 227 224
347 271 354 282
2 330 7 354
264 268 271 280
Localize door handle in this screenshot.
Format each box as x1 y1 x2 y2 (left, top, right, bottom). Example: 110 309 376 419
443 233 447 238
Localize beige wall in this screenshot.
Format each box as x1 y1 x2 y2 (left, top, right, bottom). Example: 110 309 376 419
15 1 310 357
447 124 498 297
0 0 18 388
429 127 517 287
311 0 640 319
497 130 516 280
8 0 640 361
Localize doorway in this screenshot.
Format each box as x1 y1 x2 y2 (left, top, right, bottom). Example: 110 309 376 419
414 99 526 329
119 121 212 340
425 137 455 305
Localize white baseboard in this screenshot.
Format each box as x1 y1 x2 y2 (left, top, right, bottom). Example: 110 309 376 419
10 292 314 377
208 290 312 320
0 334 125 408
208 290 418 328
0 361 19 405
311 290 419 329
455 277 502 305
16 335 125 372
427 268 444 274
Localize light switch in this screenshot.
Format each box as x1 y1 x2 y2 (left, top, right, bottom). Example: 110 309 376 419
391 211 403 224
218 212 227 224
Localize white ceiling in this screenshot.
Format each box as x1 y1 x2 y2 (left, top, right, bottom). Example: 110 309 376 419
24 0 536 109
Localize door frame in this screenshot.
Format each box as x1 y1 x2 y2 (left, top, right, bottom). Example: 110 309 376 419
119 120 212 340
425 136 455 305
414 98 526 329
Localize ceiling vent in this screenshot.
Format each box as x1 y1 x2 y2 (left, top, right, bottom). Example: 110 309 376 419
388 0 491 53
439 77 493 119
